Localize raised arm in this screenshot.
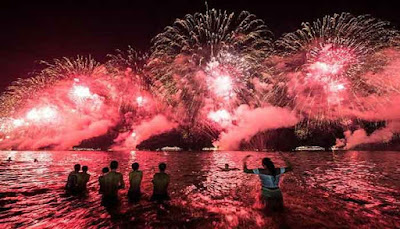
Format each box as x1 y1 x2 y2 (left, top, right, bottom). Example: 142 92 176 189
280 153 293 173
243 155 254 174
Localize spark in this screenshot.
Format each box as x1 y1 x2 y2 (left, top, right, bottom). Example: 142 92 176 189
12 119 25 127
208 109 232 126
26 106 58 123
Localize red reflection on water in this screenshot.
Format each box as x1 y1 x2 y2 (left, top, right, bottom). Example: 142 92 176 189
0 151 399 228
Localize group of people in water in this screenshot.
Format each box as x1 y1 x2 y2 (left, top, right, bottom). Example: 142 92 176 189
64 155 292 212
65 160 170 207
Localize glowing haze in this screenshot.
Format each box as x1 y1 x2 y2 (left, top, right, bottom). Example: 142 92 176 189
1 10 400 150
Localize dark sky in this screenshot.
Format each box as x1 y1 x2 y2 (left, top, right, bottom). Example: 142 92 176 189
1 0 399 91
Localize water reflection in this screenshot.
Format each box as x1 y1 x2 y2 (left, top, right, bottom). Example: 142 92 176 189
0 151 399 228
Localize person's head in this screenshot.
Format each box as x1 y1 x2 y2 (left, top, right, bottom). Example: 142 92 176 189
74 164 81 172
262 158 276 175
110 161 118 170
102 167 109 174
132 162 139 171
159 162 166 172
82 166 88 173
224 164 229 169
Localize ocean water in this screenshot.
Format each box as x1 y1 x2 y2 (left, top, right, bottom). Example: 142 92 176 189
0 150 399 228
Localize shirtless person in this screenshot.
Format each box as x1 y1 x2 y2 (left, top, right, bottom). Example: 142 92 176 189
66 164 80 194
151 162 170 202
102 161 125 206
78 166 90 193
99 167 109 194
128 162 143 202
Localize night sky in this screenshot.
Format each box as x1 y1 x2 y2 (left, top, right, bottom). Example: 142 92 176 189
1 0 399 92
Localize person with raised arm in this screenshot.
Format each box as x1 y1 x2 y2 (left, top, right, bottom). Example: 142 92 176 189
243 155 292 212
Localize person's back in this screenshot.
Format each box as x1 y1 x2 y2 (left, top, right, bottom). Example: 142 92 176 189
99 167 109 194
152 173 169 195
243 156 292 212
151 162 170 201
129 163 142 192
103 171 124 197
102 161 124 206
254 168 285 189
78 166 90 192
66 164 81 194
128 162 143 202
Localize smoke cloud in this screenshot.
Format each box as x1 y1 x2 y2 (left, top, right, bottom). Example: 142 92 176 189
112 115 177 150
214 105 299 150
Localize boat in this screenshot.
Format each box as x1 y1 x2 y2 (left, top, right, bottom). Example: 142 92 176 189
295 146 326 151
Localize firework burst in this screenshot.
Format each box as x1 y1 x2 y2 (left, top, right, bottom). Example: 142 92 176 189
275 13 398 125
149 7 274 135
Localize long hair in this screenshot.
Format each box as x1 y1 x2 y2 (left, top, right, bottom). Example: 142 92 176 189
262 157 276 178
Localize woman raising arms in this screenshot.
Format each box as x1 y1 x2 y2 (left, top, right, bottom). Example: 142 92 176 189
243 155 292 212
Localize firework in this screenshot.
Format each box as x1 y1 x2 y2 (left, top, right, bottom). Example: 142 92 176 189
0 55 158 150
2 10 400 150
275 13 398 125
149 8 273 133
106 46 149 74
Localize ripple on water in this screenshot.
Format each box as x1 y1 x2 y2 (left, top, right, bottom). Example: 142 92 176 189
0 150 399 228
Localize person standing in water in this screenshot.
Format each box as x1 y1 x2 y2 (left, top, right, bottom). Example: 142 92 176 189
78 166 90 193
66 164 81 194
102 161 125 206
128 162 143 202
99 167 109 194
151 162 170 202
243 155 292 212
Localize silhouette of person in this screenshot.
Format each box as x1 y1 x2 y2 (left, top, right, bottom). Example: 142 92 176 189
243 155 292 212
66 164 81 194
99 167 109 194
102 161 125 207
128 162 143 202
78 165 90 193
151 162 170 202
34 159 38 162
220 163 240 171
6 157 12 162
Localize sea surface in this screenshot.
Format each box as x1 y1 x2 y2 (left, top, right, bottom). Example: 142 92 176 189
0 150 399 228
